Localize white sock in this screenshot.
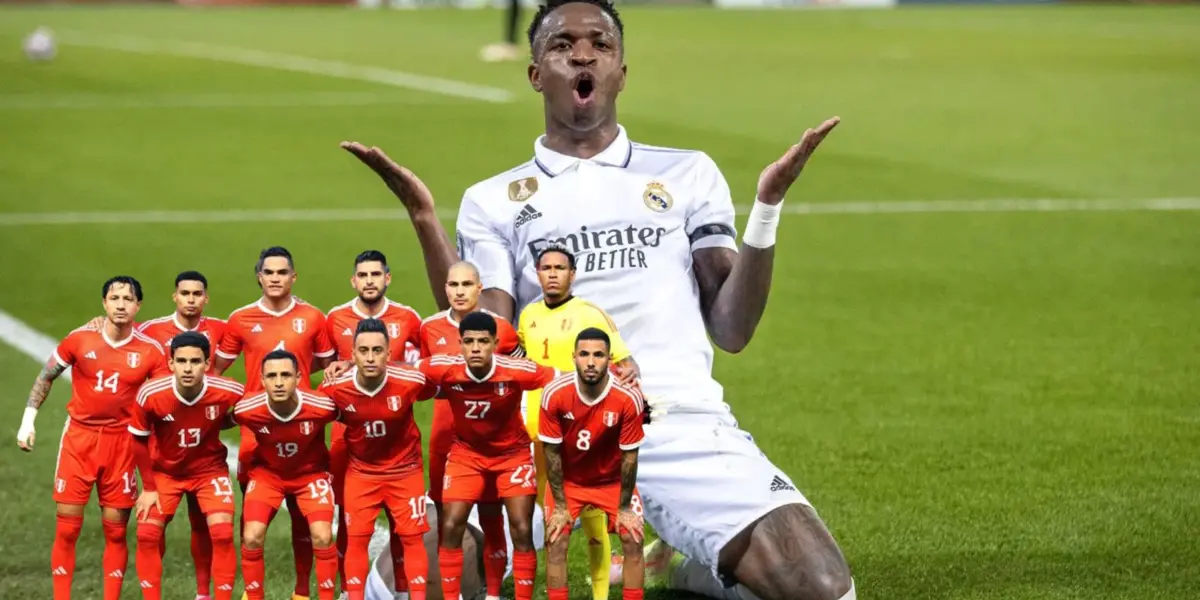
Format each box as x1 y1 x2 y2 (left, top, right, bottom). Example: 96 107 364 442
839 578 856 600
670 556 757 600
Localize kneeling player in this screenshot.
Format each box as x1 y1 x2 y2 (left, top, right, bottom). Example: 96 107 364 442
129 332 244 600
540 328 647 600
233 351 339 600
417 311 557 600
322 318 440 600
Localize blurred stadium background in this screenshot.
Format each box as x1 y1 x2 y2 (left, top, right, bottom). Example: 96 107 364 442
1 0 1198 598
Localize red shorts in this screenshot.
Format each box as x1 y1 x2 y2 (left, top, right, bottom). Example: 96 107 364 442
343 469 429 537
442 450 535 503
54 420 137 508
329 422 348 507
243 469 335 524
148 471 236 520
543 481 643 534
426 403 455 504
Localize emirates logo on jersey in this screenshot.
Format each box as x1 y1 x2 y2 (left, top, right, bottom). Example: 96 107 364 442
292 318 307 334
388 396 401 412
388 323 400 338
206 405 219 421
604 411 618 427
300 422 313 435
126 352 140 368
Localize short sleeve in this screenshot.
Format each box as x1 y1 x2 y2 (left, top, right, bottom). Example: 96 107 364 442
52 335 76 369
216 317 242 361
418 377 440 401
313 313 336 359
686 153 739 253
149 348 170 378
519 363 557 390
618 390 646 450
414 358 447 386
538 394 563 444
500 319 525 358
129 389 153 436
456 191 516 296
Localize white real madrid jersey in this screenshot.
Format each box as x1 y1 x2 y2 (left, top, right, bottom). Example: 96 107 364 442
455 126 740 415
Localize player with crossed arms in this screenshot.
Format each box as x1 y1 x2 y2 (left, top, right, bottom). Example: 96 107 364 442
540 327 647 600
17 276 167 600
321 318 441 600
232 350 340 600
414 311 557 600
128 332 245 600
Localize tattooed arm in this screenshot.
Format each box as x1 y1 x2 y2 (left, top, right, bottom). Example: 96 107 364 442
619 449 638 509
544 442 572 543
18 358 67 451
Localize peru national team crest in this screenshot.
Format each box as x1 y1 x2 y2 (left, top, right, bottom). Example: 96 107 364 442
206 405 219 421
292 318 307 334
643 181 673 213
388 323 400 339
300 421 313 435
388 396 401 412
495 382 508 396
126 352 141 368
604 411 618 427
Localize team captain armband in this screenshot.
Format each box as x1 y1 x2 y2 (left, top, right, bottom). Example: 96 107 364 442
688 223 737 248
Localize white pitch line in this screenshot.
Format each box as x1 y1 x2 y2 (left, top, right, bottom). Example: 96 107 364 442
56 31 514 104
0 309 67 380
0 91 449 110
1 198 1198 227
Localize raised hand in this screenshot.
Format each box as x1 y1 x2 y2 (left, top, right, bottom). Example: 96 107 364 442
340 142 436 216
756 117 840 206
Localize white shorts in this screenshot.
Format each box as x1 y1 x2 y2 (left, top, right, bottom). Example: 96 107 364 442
637 412 810 573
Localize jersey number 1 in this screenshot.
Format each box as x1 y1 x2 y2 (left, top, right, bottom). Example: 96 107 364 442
542 338 549 361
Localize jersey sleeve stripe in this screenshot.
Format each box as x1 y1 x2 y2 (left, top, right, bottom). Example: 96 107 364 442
421 311 449 325
127 425 152 437
215 349 239 360
540 377 574 409
136 378 173 406
508 346 526 358
619 438 645 451
207 378 245 394
494 356 538 372
233 395 268 413
688 223 737 245
613 382 644 413
538 434 564 444
52 352 69 368
132 331 165 353
315 349 336 358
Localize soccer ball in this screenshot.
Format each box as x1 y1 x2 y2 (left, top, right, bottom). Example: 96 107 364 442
23 27 56 62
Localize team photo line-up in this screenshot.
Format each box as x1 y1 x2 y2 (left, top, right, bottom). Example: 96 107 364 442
18 1 856 599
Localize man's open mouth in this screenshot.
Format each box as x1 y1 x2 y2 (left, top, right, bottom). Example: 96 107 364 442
573 73 595 103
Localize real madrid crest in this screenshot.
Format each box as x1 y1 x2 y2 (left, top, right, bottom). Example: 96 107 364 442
643 181 673 212
508 177 539 202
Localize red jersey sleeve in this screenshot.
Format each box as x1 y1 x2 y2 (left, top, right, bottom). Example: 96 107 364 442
128 394 152 437
618 385 646 451
414 358 449 385
538 391 564 444
216 315 243 361
313 312 336 359
515 362 557 391
497 319 524 358
52 333 78 369
149 346 170 378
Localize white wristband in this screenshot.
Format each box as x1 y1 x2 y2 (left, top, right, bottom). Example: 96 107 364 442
17 406 37 442
743 197 782 249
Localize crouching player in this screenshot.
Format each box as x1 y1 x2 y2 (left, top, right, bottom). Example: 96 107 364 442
233 350 340 599
416 311 557 600
130 332 244 600
540 328 646 600
321 318 440 600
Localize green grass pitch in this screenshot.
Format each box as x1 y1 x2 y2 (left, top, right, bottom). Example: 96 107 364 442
1 4 1199 599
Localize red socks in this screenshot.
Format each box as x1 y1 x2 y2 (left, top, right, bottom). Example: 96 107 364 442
287 501 313 598
101 518 127 600
337 511 350 594
390 532 409 593
135 522 164 600
479 512 508 598
437 547 463 600
548 587 569 600
512 550 537 600
52 514 83 600
187 507 213 598
399 534 429 600
208 521 236 600
343 533 372 600
314 545 339 599
623 589 645 600
241 546 265 600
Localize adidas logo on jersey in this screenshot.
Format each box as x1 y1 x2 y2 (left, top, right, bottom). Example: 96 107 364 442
563 412 575 420
514 204 543 229
85 351 97 360
437 336 447 345
451 384 464 392
251 324 263 333
770 475 796 493
344 404 356 412
342 328 352 336
162 414 174 422
258 426 270 434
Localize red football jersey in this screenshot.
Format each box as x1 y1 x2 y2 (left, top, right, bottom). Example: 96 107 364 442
129 375 244 477
326 298 422 362
53 325 168 428
216 297 335 394
321 365 440 477
418 309 523 359
232 390 336 478
418 355 556 458
138 314 228 356
538 374 646 487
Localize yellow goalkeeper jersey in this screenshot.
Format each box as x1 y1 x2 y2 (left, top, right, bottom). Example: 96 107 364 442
518 296 631 435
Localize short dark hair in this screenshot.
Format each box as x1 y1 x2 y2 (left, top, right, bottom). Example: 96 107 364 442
459 311 498 337
255 246 294 274
262 349 298 371
528 0 624 59
575 327 610 351
354 250 389 273
170 331 211 359
175 270 208 290
102 276 143 302
355 318 389 342
537 245 576 271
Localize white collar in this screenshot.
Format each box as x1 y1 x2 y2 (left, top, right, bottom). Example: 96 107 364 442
575 374 613 406
533 125 633 177
352 368 388 397
267 392 303 422
173 313 201 332
465 359 496 383
102 325 134 349
257 297 297 318
174 376 208 406
352 298 391 320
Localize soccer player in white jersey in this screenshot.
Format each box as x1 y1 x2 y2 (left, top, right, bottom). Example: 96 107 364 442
340 1 851 599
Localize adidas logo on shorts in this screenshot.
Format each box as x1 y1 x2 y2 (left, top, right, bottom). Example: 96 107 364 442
769 475 796 493
514 204 543 229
